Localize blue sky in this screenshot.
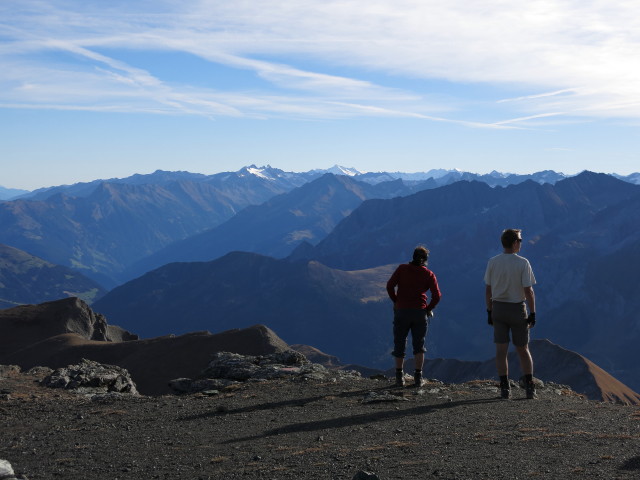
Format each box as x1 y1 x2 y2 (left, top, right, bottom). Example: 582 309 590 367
1 0 639 190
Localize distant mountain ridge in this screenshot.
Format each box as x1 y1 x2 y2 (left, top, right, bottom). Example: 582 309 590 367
11 165 315 201
0 185 29 201
123 173 416 281
0 244 105 308
0 172 307 287
8 165 640 202
3 165 635 288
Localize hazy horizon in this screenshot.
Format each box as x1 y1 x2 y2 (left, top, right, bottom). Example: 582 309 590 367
3 164 639 192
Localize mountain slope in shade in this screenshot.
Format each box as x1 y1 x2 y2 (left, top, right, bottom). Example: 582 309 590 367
0 178 293 287
0 297 137 354
125 174 413 281
0 298 289 395
304 172 640 271
94 252 396 368
0 245 106 308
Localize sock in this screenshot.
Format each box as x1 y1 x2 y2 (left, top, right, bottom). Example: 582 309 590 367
525 374 533 384
499 375 509 385
396 368 403 374
414 369 422 374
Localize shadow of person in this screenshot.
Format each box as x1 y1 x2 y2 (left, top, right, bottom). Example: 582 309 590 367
222 396 498 443
620 456 640 471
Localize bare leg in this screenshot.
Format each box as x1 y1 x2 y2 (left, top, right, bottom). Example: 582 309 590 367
414 352 425 371
515 345 533 376
394 356 404 370
495 343 509 377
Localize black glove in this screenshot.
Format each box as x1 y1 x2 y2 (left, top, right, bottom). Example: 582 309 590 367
487 310 493 325
527 312 536 328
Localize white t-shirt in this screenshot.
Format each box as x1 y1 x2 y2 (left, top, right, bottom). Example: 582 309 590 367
484 253 536 303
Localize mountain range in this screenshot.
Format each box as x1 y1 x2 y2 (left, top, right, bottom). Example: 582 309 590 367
2 165 640 392
2 165 637 290
91 171 640 392
123 173 417 280
0 167 311 287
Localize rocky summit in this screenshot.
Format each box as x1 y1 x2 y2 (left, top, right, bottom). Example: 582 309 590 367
2 358 640 479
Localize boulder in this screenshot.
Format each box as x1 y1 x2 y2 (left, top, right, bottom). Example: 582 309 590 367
201 351 309 381
0 459 17 480
41 358 138 395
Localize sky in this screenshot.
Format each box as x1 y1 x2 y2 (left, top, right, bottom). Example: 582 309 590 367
1 0 639 190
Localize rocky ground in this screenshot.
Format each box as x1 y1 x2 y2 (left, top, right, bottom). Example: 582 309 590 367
2 366 640 480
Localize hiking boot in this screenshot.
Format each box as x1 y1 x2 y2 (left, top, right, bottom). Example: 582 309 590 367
395 371 405 388
500 382 511 400
526 381 537 399
413 371 424 388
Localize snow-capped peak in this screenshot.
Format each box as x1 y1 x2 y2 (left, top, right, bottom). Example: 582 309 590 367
239 164 287 181
309 165 362 177
245 166 270 179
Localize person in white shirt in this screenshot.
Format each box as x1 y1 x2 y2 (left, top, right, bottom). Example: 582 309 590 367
484 228 537 399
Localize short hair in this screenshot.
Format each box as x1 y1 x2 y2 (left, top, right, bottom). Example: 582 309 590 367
501 229 522 248
412 245 430 265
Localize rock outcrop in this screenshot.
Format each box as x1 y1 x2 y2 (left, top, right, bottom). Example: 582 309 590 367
41 359 138 395
0 297 137 361
169 351 361 394
0 459 20 480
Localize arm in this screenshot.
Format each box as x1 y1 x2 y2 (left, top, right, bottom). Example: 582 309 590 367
485 285 493 325
426 275 441 311
524 286 535 314
485 285 492 310
386 269 399 304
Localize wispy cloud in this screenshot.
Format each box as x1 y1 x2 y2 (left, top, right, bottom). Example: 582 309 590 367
1 0 639 125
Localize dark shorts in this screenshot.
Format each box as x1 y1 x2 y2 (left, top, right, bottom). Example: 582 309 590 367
492 301 529 347
392 308 429 358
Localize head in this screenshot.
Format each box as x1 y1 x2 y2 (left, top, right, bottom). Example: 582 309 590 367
411 245 430 266
501 229 523 251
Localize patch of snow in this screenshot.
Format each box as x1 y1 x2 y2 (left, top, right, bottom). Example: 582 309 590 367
309 165 362 177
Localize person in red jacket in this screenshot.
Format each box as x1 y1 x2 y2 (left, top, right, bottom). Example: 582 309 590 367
386 246 441 387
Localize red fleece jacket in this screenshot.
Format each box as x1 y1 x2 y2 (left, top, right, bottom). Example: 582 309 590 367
386 263 441 310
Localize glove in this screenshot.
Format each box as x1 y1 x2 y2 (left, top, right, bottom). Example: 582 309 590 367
527 312 536 328
427 310 434 318
487 310 493 325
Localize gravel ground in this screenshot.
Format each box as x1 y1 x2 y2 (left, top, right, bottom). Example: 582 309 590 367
2 369 640 480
